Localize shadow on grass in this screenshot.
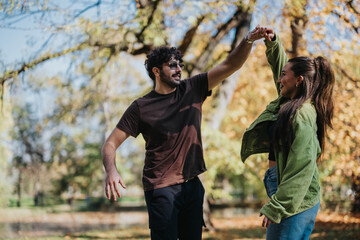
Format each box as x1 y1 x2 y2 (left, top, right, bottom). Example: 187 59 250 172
68 227 151 240
0 222 124 239
203 227 265 240
71 227 266 240
311 220 360 240
311 229 360 240
72 233 150 240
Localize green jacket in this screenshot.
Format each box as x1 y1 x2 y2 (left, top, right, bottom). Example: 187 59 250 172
241 35 321 224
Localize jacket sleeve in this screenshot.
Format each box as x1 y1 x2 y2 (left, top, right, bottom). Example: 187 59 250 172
265 34 288 96
259 109 320 223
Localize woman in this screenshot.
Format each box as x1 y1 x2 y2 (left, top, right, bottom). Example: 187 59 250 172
241 26 334 239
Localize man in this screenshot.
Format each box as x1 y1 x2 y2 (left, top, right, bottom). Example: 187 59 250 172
102 26 265 240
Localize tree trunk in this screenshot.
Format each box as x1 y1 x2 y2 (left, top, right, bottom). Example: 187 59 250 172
33 163 42 206
200 175 215 231
351 174 360 213
209 13 251 129
34 182 40 206
191 5 254 232
288 0 309 58
17 169 22 207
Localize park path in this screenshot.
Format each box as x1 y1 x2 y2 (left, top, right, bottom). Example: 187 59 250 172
0 207 148 238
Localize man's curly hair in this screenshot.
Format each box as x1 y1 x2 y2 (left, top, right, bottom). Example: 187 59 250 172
144 46 183 83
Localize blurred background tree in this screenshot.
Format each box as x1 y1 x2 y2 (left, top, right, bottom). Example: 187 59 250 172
0 0 359 223
0 84 13 207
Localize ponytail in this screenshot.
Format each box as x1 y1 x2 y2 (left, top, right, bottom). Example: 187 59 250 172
312 56 335 154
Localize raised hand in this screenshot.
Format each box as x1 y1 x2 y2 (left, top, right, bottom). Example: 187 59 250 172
247 25 275 42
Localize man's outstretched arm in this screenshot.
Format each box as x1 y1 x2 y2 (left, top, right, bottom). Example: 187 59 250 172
207 26 273 90
102 128 130 201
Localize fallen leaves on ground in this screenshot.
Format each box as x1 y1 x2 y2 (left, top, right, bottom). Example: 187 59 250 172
1 209 360 239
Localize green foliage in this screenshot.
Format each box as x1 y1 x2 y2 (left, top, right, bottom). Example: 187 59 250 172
51 142 103 197
0 0 47 13
8 195 64 207
202 124 266 200
10 102 45 166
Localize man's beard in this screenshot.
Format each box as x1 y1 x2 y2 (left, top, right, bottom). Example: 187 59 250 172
160 70 181 88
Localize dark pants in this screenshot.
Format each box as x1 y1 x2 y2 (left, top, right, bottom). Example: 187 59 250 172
144 177 205 240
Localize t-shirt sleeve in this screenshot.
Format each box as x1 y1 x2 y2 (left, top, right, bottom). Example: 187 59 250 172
188 72 212 101
116 101 140 137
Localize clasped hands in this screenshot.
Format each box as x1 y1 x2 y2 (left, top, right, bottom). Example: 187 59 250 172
247 25 275 43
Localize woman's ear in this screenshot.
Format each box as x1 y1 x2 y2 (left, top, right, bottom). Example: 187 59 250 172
298 75 304 85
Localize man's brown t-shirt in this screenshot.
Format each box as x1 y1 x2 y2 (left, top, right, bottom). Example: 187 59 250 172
117 72 211 191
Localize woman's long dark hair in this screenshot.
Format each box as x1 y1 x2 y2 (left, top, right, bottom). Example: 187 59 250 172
272 56 334 160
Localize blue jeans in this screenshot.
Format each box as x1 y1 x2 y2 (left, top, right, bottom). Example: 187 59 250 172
266 202 320 240
263 165 278 198
263 166 320 240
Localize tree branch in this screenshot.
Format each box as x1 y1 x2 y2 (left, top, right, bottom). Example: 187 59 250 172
89 54 113 81
331 10 359 34
230 13 252 50
135 0 161 40
135 0 153 8
335 64 360 83
347 0 360 16
0 35 154 89
177 15 205 54
1 10 52 26
73 0 102 18
0 42 88 86
190 5 251 75
21 0 27 11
